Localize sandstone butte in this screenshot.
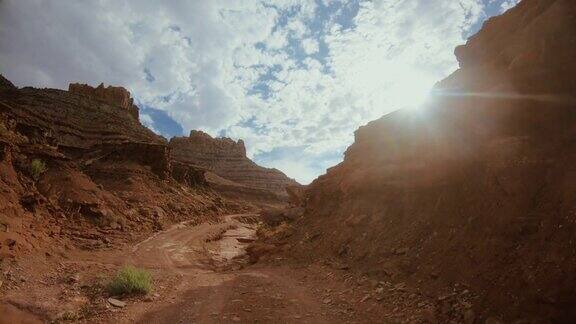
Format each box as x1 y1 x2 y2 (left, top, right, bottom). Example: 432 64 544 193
169 130 299 199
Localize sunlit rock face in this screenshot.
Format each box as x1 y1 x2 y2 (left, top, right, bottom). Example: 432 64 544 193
69 83 139 120
169 130 299 198
288 0 576 321
448 0 576 95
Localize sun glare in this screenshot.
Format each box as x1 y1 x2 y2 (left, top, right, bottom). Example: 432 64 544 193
388 67 436 110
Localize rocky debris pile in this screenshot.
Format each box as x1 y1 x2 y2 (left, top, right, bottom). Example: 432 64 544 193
69 83 139 119
278 0 576 322
170 130 299 199
286 185 306 206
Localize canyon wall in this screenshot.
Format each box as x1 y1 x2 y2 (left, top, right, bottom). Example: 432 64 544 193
170 130 299 198
284 0 576 322
0 80 257 258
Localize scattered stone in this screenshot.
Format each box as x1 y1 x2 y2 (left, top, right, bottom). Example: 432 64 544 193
464 309 475 324
394 247 409 255
438 293 453 301
231 315 241 322
108 298 127 308
485 317 504 324
393 282 406 291
5 238 16 249
421 306 436 323
323 298 332 304
461 301 473 309
69 274 81 284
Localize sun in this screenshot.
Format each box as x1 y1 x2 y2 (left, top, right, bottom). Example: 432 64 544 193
387 66 436 109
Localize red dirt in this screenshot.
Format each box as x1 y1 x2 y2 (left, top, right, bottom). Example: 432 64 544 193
0 214 436 323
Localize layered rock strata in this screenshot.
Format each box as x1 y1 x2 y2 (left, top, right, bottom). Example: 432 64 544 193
0 80 241 257
69 83 140 120
170 130 299 198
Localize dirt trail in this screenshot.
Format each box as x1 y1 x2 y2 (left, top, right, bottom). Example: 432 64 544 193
1 214 415 323
116 214 344 323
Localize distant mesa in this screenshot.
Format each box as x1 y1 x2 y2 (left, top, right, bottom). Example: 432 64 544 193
69 82 139 120
169 130 299 198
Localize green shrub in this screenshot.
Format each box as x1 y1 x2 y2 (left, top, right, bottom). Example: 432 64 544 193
107 266 152 296
30 159 47 180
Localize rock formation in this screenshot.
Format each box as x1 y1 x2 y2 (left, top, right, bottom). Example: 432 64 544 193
69 83 139 119
169 130 299 198
0 74 16 89
0 78 272 257
281 0 576 322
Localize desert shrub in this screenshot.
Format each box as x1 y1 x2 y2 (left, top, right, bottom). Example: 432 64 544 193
30 159 47 180
107 265 152 296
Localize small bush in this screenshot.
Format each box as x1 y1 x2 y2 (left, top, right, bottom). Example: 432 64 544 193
30 159 47 180
107 266 152 296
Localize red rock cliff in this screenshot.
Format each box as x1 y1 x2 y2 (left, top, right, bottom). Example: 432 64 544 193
286 0 576 322
69 83 139 120
169 130 299 198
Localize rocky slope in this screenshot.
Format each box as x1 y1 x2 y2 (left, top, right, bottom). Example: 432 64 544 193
0 81 243 259
170 130 299 199
280 0 576 322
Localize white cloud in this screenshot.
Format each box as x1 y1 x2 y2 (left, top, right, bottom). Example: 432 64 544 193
301 38 320 55
0 0 519 184
140 113 159 134
500 0 521 13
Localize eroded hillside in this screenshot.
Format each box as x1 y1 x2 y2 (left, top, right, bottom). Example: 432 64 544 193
272 0 576 322
0 79 292 258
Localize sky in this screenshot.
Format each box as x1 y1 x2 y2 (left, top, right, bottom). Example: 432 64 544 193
0 0 520 184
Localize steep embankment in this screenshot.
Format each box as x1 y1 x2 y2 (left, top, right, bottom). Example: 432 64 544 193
170 130 300 202
284 0 576 322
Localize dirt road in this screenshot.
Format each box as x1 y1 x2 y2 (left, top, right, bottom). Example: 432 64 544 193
1 214 431 323
119 214 344 323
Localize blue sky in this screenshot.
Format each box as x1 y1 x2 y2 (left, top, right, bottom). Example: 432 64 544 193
0 0 520 183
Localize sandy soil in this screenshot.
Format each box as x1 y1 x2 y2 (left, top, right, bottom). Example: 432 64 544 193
1 214 437 323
